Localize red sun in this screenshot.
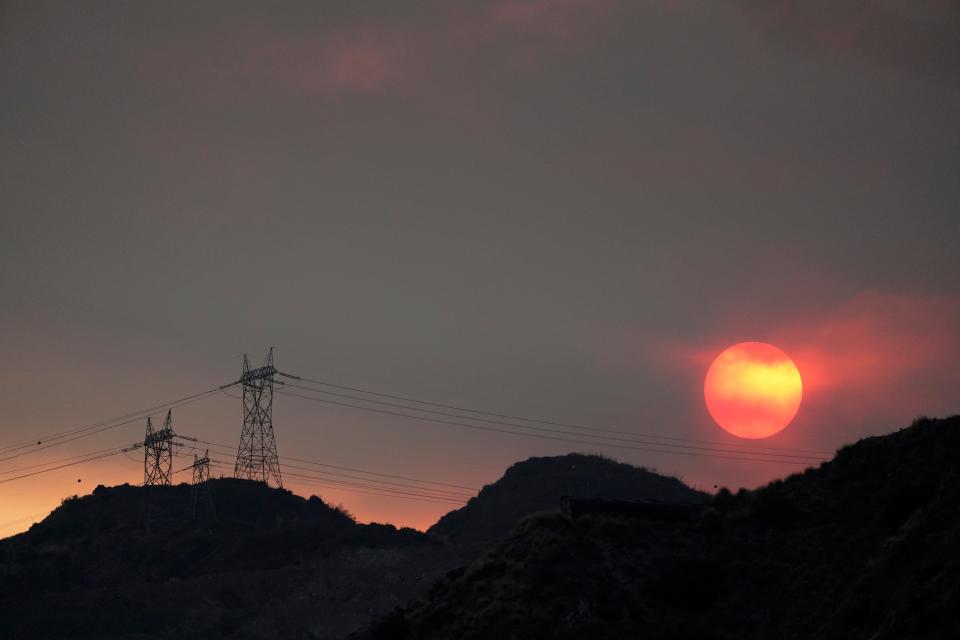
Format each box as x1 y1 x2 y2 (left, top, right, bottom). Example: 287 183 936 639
704 342 803 439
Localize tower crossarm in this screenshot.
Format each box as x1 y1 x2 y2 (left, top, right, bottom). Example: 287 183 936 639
238 364 277 383
144 428 176 447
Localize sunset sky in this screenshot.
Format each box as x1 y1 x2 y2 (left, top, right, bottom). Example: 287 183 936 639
1 1 958 536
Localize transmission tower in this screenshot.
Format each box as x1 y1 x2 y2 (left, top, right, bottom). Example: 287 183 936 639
189 449 216 521
192 450 211 484
144 410 175 486
233 348 283 487
143 410 176 533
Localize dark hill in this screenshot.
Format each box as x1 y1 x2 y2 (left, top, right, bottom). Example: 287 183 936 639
0 454 707 639
428 453 708 547
364 416 960 640
0 478 460 640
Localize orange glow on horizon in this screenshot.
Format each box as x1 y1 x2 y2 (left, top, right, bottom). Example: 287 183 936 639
704 342 803 439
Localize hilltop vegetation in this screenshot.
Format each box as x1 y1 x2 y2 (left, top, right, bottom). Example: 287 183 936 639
363 416 960 640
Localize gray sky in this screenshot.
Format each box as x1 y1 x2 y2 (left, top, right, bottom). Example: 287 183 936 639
2 0 958 532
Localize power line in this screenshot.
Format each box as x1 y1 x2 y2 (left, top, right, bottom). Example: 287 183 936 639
0 385 232 462
0 385 232 455
284 382 825 462
278 389 820 466
187 437 480 492
0 445 138 484
194 445 472 501
0 419 143 465
187 438 472 501
0 509 53 531
283 455 478 492
0 444 132 476
188 438 472 506
279 461 473 500
281 472 466 505
122 448 144 463
0 358 839 526
282 373 831 456
282 470 468 503
205 460 464 506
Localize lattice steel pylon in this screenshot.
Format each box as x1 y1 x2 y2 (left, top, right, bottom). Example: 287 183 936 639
144 410 176 486
189 449 216 521
192 450 211 484
143 410 176 533
233 348 283 487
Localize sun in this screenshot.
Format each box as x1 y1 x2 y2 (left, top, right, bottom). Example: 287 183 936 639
704 342 803 439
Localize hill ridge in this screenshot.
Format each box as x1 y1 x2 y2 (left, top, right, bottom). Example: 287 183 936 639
428 452 708 547
364 415 960 640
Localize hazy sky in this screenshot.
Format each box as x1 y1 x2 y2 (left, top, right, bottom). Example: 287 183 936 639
2 0 959 534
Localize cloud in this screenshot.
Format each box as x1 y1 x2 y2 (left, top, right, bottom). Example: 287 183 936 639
482 0 620 70
730 0 960 83
166 22 412 98
781 292 960 409
310 30 408 94
144 1 622 117
646 291 960 437
487 0 619 39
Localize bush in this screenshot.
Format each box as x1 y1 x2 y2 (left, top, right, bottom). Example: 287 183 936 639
751 483 800 525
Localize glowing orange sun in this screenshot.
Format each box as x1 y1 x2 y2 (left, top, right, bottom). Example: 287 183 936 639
704 342 803 439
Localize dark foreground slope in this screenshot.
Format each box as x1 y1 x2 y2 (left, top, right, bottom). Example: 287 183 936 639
364 416 960 640
429 453 707 547
0 479 460 640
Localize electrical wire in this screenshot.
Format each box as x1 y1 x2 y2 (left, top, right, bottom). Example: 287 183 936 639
196 454 468 506
0 363 839 519
204 460 464 505
0 385 233 463
281 373 831 455
282 455 478 492
0 445 137 484
283 382 825 462
195 446 472 501
0 384 236 455
279 461 473 500
278 389 819 466
281 470 467 503
188 442 470 502
186 437 480 492
0 509 53 531
0 444 136 476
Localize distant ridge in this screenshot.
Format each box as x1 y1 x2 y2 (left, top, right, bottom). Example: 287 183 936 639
428 453 708 546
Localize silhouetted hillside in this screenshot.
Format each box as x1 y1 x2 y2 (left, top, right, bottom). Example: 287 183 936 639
428 453 708 547
32 477 353 540
363 416 960 640
8 417 959 640
0 478 460 640
0 453 709 639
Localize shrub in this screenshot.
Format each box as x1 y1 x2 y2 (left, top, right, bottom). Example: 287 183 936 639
752 483 800 525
